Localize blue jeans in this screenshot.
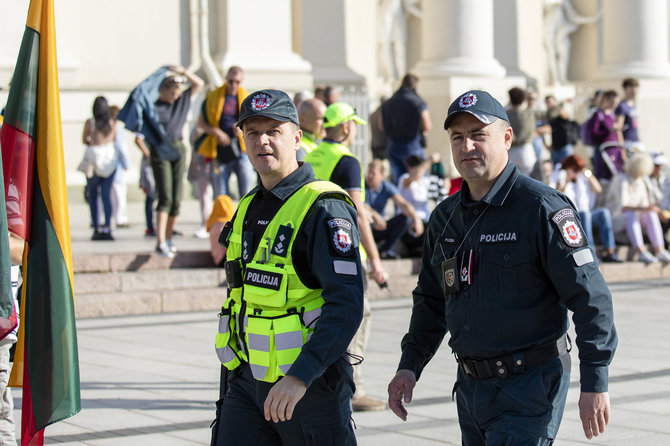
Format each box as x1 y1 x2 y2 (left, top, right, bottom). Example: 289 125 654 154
211 154 256 199
550 144 574 166
387 137 423 184
455 354 571 445
579 208 615 250
87 172 115 229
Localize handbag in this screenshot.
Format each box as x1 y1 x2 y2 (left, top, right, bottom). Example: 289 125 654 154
216 137 241 164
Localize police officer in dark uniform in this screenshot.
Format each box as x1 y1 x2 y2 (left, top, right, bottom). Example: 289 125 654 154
387 90 617 444
213 89 363 445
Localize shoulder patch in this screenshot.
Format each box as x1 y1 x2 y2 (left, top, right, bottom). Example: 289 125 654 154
326 217 355 257
550 207 587 249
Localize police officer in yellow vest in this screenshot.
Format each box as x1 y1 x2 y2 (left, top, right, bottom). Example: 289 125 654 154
214 89 363 445
304 102 388 412
296 98 326 161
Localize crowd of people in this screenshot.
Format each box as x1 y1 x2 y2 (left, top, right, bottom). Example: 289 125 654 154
494 78 670 264
77 70 670 270
65 62 650 444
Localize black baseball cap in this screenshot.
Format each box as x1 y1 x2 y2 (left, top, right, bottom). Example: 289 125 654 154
443 90 510 130
237 89 300 128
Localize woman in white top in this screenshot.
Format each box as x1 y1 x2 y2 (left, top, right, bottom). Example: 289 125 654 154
81 96 118 240
605 153 670 263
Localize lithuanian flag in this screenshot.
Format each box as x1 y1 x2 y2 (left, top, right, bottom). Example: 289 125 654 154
0 0 81 444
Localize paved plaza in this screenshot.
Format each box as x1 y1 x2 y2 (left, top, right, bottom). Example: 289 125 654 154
12 277 670 445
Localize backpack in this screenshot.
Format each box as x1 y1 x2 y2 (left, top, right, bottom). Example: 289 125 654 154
580 111 601 146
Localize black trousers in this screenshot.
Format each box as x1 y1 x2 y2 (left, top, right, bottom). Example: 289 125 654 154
214 360 356 446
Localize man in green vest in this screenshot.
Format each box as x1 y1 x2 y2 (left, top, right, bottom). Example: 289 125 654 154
296 98 326 161
212 89 363 445
304 102 388 412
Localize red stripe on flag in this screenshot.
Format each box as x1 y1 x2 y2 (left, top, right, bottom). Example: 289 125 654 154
20 355 43 446
0 123 35 241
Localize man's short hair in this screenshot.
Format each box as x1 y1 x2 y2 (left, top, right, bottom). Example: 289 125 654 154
369 158 385 174
622 77 639 88
160 75 183 91
227 66 244 78
508 87 526 106
401 73 419 90
405 154 424 168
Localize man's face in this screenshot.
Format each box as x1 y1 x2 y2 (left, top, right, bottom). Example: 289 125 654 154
302 102 326 137
366 164 383 189
225 72 244 95
160 84 181 103
242 117 301 186
448 113 512 184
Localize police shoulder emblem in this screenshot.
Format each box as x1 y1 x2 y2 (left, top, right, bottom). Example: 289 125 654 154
251 93 271 111
326 218 354 257
459 93 477 108
551 207 587 249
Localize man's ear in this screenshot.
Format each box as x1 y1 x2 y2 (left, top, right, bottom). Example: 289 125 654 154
503 125 513 151
294 128 303 150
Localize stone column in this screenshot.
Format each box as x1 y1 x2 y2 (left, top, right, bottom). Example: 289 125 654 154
413 0 506 78
598 0 670 79
214 0 312 91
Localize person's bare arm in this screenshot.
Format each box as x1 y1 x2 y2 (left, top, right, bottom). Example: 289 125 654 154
134 135 151 159
365 203 387 231
169 65 205 95
348 189 386 285
420 109 432 133
82 119 92 145
197 112 230 146
392 194 424 236
9 233 24 265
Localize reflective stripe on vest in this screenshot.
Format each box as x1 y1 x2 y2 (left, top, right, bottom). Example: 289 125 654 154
217 180 353 382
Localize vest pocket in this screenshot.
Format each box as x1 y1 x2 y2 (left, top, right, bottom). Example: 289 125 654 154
243 263 288 307
246 312 305 382
215 306 242 370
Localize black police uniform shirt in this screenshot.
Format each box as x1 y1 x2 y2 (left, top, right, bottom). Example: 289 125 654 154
238 162 364 388
398 162 617 393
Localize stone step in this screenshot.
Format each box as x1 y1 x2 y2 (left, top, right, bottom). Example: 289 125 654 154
73 268 225 295
75 287 226 319
72 254 670 319
73 250 214 274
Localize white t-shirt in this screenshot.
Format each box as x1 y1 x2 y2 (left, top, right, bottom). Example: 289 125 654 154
397 173 430 221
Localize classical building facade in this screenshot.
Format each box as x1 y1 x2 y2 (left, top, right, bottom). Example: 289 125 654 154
2 0 669 184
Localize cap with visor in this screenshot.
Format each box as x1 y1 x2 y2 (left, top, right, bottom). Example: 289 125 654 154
237 89 300 128
443 90 510 129
322 102 367 128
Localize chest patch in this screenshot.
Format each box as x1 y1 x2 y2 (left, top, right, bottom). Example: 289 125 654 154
551 207 587 249
244 267 282 291
271 224 294 257
327 218 354 257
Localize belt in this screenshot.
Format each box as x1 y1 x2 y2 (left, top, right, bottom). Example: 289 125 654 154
456 335 569 380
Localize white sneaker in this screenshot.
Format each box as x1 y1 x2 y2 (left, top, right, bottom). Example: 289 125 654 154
655 250 670 264
166 239 178 253
193 226 209 239
638 251 658 264
156 242 175 259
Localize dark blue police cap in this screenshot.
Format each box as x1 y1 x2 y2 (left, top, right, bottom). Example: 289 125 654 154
237 89 300 128
443 90 510 130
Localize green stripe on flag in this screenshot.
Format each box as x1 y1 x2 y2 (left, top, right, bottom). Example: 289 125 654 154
3 27 39 137
25 179 80 429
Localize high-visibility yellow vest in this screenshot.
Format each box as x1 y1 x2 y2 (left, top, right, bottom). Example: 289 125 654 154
299 131 318 155
304 140 367 260
215 179 353 383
